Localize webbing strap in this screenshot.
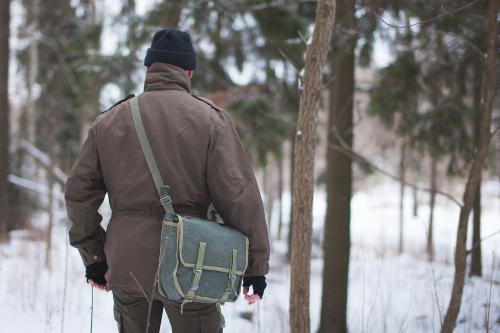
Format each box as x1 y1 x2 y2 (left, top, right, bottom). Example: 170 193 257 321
129 97 174 214
218 249 238 303
181 242 206 314
188 242 206 296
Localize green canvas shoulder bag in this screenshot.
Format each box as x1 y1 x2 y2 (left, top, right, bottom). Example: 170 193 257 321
129 96 249 314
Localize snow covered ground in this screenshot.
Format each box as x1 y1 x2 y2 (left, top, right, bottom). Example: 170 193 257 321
0 182 498 332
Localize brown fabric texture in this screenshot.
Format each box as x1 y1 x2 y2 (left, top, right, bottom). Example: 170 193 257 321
65 63 270 291
112 288 222 333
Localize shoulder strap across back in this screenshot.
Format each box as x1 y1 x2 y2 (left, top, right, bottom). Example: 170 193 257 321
129 96 175 215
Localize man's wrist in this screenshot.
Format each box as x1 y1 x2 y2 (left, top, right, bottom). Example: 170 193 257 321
243 275 267 298
86 260 108 285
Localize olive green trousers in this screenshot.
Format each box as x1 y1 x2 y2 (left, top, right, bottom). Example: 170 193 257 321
112 289 223 333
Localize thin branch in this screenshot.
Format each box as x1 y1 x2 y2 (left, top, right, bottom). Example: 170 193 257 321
321 74 336 90
440 30 485 60
328 127 463 207
297 30 308 45
129 271 150 303
374 0 481 29
8 174 65 200
277 48 304 85
19 139 67 184
485 252 495 332
419 218 444 328
465 230 500 255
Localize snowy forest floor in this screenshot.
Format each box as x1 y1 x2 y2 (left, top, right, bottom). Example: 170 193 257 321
0 182 499 333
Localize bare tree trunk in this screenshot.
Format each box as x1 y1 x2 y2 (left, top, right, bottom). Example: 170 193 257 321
277 152 284 240
398 142 406 254
26 0 39 144
79 0 100 145
0 0 10 241
470 59 483 277
45 163 55 269
287 131 295 261
427 155 437 261
16 0 39 179
441 1 497 331
264 159 274 232
412 184 418 217
318 1 354 331
289 1 336 332
45 113 58 269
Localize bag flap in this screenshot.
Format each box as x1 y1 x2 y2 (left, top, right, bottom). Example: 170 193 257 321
178 215 248 275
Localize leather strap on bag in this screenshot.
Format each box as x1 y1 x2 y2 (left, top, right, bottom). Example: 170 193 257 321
129 96 175 215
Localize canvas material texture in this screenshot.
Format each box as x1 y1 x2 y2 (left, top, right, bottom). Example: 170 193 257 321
159 215 248 303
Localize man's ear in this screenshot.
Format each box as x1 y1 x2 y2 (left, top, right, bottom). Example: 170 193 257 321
187 70 193 79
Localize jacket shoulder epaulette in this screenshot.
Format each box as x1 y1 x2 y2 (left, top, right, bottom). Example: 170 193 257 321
191 94 223 112
94 94 135 124
100 93 135 115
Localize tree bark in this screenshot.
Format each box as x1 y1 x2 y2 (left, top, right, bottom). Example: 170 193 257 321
45 110 58 269
277 152 284 240
470 59 483 277
398 142 406 254
26 0 39 144
0 0 10 241
289 0 336 332
318 1 354 330
287 130 295 261
441 0 497 331
426 155 437 261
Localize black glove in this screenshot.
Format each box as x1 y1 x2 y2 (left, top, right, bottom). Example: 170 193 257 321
85 261 108 286
242 276 267 299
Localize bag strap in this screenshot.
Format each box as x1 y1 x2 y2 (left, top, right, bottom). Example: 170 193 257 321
129 96 175 215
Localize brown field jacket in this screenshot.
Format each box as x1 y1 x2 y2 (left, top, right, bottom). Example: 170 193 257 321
65 63 270 290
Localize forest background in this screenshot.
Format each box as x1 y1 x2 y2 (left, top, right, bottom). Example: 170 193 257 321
0 0 499 332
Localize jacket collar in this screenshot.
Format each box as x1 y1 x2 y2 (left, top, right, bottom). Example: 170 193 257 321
144 63 191 93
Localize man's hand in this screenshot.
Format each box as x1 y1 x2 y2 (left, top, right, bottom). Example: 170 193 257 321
242 276 266 304
86 261 109 291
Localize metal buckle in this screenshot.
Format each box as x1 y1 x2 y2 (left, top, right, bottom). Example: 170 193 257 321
160 196 172 205
193 268 202 273
228 274 235 280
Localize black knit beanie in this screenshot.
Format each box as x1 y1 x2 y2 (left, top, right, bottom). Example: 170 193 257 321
144 28 196 70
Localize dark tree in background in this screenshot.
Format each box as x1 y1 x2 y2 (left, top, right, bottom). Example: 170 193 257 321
442 0 497 330
470 59 483 277
319 0 356 332
0 0 10 241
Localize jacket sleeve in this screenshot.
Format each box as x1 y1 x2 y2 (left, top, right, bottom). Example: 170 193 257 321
65 126 107 267
206 110 270 277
